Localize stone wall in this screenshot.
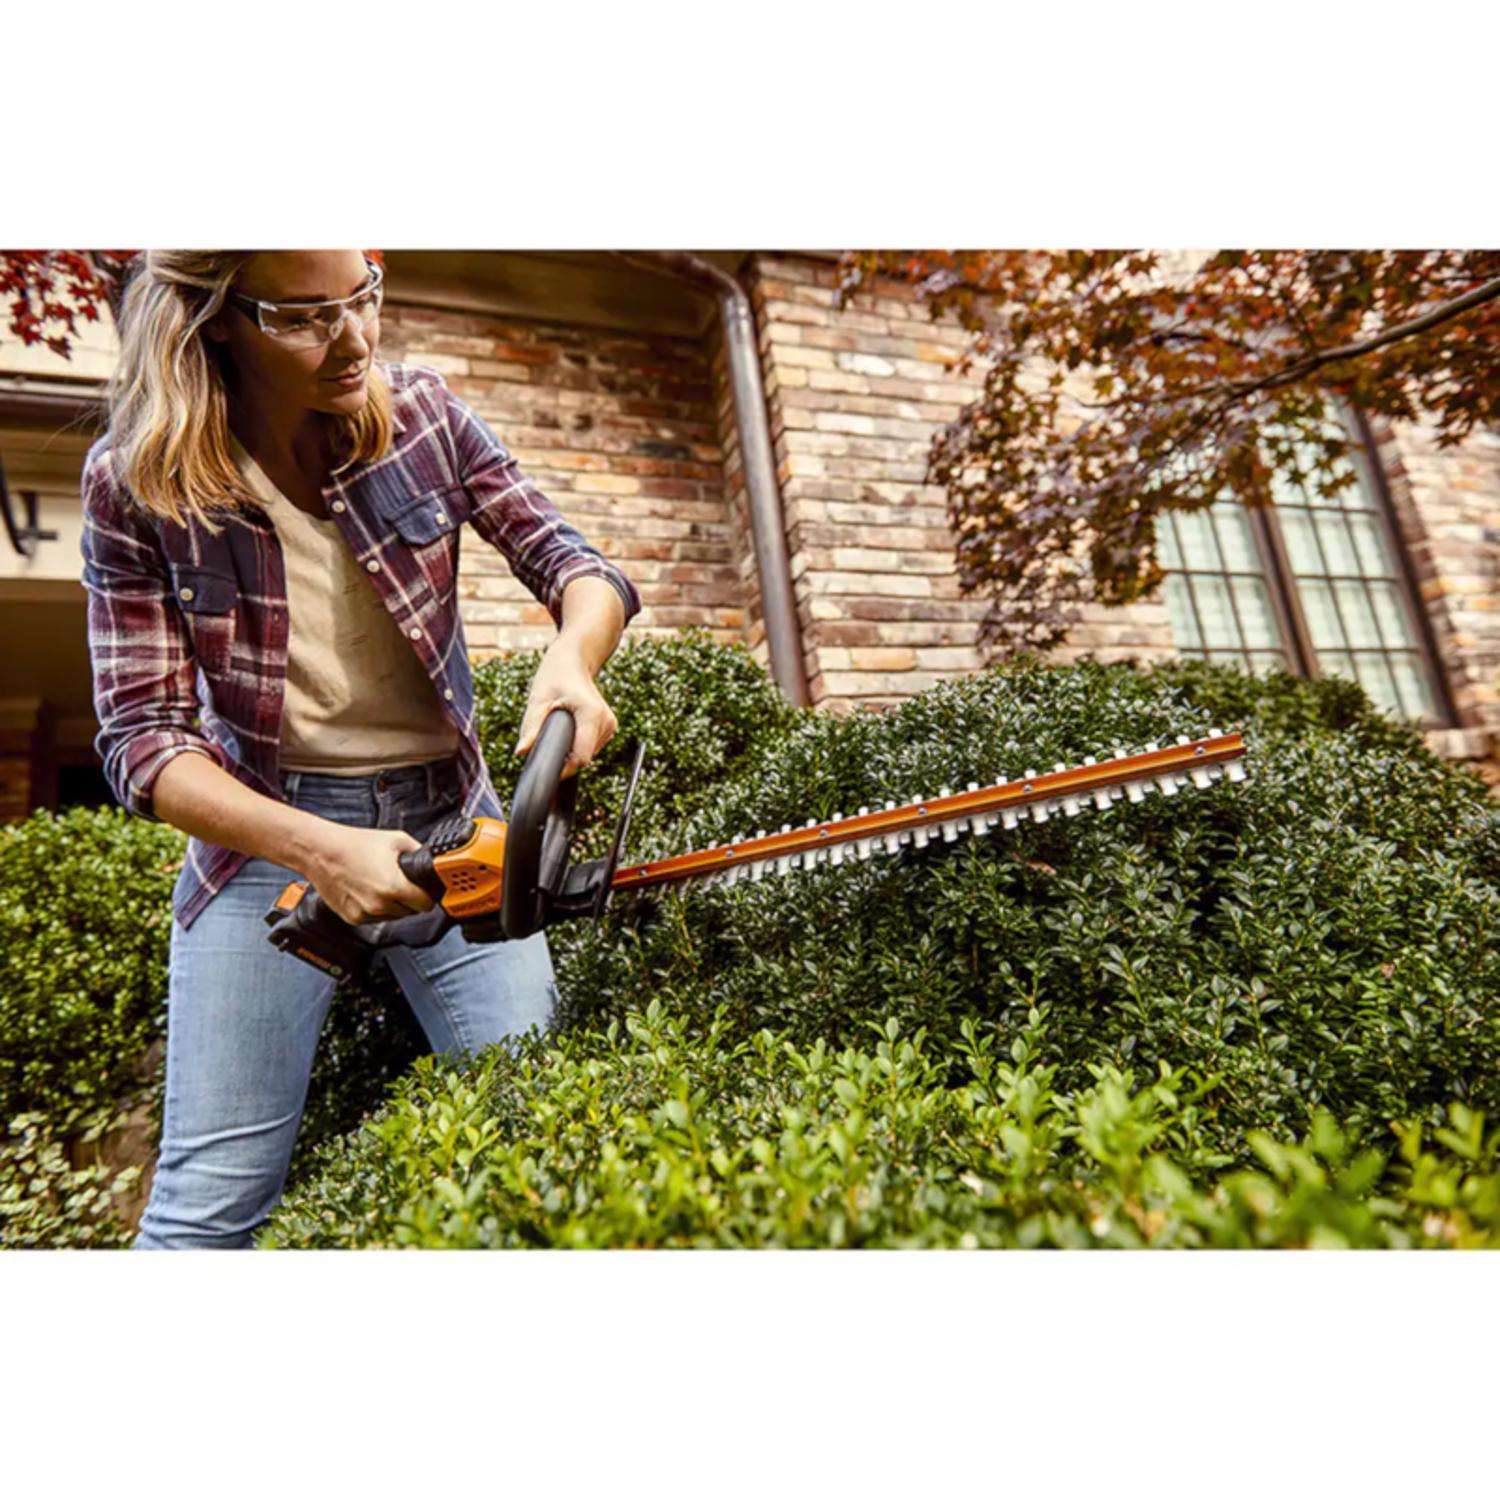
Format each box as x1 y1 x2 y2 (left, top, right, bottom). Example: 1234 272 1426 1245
377 301 746 657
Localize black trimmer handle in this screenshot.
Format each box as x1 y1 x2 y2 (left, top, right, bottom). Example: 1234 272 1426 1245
502 705 579 940
264 850 454 979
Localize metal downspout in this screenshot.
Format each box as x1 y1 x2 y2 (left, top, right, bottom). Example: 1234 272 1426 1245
610 250 810 708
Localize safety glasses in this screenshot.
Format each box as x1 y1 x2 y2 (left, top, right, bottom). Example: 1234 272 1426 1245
225 258 384 348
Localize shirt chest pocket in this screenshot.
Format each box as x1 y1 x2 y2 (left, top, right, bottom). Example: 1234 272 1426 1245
381 487 468 601
170 563 239 675
385 486 468 546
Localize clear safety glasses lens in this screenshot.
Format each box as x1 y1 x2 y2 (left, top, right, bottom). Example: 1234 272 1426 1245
257 279 383 348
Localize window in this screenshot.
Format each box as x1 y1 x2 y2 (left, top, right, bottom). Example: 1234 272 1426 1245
1156 412 1450 725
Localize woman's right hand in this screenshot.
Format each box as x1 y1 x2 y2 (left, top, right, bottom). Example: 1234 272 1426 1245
304 824 436 926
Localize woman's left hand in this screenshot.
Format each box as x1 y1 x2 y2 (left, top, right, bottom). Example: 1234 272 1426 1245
514 640 619 778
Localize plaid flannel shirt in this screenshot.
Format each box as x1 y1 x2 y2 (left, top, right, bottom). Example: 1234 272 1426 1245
80 360 641 930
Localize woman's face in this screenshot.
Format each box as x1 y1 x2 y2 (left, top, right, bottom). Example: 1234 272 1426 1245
209 250 380 417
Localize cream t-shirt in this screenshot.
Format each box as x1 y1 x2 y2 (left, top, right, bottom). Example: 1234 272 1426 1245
230 434 460 775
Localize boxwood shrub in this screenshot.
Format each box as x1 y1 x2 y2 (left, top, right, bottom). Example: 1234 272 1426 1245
1 632 798 1245
262 1002 1500 1249
6 633 1497 1248
548 655 1500 1146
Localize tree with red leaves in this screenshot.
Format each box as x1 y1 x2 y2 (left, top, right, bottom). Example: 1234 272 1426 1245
835 251 1500 651
1 251 137 358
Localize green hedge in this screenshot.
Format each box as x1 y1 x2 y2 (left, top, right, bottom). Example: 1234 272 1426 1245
267 649 1500 1247
6 634 1497 1249
548 656 1500 1144
262 1002 1500 1249
1 632 796 1244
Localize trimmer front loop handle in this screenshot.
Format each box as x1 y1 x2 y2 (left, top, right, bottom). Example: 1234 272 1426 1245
501 705 579 940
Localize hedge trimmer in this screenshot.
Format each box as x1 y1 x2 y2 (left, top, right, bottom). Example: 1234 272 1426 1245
266 708 1250 979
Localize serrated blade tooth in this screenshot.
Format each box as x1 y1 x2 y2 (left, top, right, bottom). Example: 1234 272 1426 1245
1226 759 1248 782
1208 726 1223 739
1056 761 1082 816
1157 773 1180 795
881 801 907 854
1052 762 1082 815
958 783 991 835
1092 788 1113 810
1000 808 1021 830
1030 802 1051 823
1189 766 1214 789
830 843 846 866
1125 779 1147 803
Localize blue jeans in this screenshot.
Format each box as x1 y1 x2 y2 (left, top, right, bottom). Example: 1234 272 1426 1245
134 756 558 1249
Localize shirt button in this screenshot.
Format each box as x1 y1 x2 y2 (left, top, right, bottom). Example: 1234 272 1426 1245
331 500 347 514
365 559 380 573
178 586 195 602
408 626 421 640
433 509 447 525
444 688 454 701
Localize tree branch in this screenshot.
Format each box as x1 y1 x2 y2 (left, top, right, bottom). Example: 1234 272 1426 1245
1214 274 1500 401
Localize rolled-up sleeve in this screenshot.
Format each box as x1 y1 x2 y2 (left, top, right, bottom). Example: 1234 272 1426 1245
436 376 642 630
79 450 226 820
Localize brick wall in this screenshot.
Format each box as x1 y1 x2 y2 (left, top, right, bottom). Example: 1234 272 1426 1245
745 253 1173 709
1374 416 1500 742
380 262 1497 774
0 699 42 823
378 302 746 656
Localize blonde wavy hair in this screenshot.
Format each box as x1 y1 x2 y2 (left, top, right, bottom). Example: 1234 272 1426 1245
105 250 392 531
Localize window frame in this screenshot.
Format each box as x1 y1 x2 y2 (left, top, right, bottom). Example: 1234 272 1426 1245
1164 403 1457 728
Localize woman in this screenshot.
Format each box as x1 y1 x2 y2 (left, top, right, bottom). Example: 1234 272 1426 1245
80 250 641 1249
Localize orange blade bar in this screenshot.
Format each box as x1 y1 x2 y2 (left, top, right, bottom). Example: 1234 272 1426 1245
612 731 1247 893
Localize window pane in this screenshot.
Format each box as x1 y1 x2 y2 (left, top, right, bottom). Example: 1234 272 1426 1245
1301 581 1347 649
1346 511 1392 576
1250 650 1288 676
1195 575 1240 647
1334 455 1375 511
1390 655 1438 720
1164 574 1201 649
1213 504 1259 570
1315 510 1358 574
1352 652 1402 715
1231 575 1281 649
1156 512 1182 569
1278 508 1322 575
1320 650 1355 680
1175 508 1219 569
1335 581 1383 648
1368 580 1418 650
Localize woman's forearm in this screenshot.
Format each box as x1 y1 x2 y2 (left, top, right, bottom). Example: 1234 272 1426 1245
151 750 337 874
553 575 627 676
